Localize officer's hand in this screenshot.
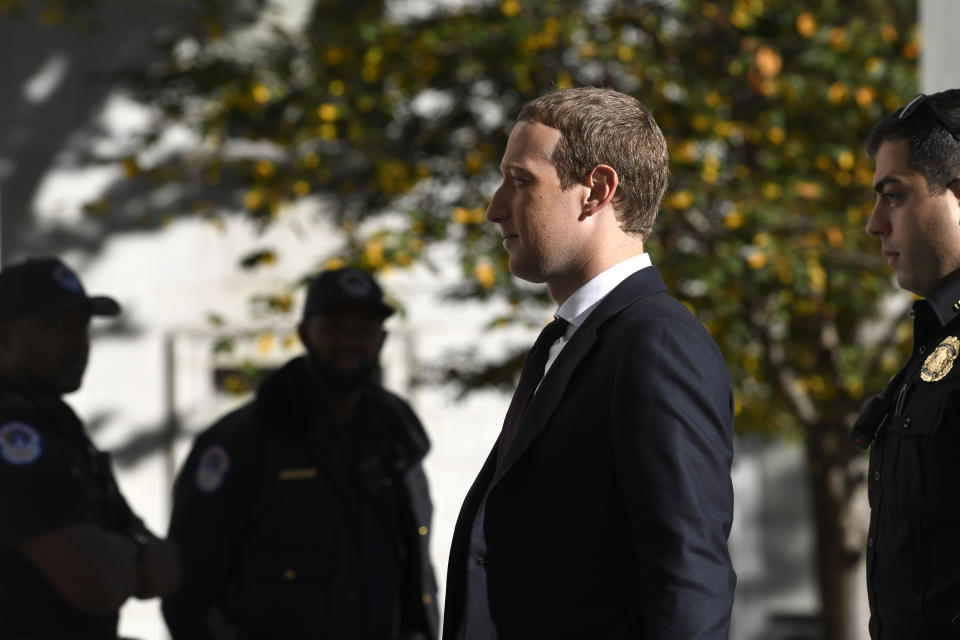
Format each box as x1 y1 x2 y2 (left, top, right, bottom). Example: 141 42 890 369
136 538 182 599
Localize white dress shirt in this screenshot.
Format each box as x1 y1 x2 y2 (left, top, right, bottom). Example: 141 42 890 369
543 253 652 376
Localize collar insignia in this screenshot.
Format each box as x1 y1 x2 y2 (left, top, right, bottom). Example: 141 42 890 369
921 336 960 382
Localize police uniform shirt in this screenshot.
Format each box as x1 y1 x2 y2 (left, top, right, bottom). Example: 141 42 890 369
0 379 137 639
867 271 960 639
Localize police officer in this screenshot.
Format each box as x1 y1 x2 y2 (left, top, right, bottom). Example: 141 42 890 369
163 267 438 640
855 89 960 638
0 257 182 639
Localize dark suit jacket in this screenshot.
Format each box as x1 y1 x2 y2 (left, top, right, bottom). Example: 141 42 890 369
443 267 736 639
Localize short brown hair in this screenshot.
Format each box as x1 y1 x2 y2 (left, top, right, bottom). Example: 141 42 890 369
516 87 669 236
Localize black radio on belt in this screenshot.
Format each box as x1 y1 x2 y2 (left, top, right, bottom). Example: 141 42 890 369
849 394 892 450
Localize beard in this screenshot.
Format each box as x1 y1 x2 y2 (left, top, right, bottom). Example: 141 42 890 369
305 347 379 392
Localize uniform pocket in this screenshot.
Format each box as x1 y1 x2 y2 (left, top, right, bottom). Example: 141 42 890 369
246 472 345 586
921 389 960 519
896 389 960 519
235 548 335 639
894 393 941 519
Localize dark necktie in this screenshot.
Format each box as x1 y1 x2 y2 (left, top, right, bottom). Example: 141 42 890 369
496 317 570 466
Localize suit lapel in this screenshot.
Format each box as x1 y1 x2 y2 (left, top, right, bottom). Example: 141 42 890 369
448 444 497 561
457 445 498 523
490 267 669 486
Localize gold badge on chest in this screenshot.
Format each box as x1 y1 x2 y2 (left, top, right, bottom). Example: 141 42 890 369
921 336 960 382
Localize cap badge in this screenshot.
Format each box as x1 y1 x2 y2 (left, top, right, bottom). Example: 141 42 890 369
0 422 42 466
921 336 960 382
196 445 230 493
339 270 373 299
52 265 83 293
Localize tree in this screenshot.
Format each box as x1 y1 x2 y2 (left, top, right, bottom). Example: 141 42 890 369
6 0 919 637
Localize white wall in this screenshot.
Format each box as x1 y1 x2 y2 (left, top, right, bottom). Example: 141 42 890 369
921 0 960 93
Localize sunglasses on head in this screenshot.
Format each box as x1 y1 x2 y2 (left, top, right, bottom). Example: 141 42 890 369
898 93 960 142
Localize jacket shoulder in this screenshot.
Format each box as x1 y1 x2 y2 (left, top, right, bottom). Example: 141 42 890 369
186 401 258 462
0 388 37 414
372 386 431 459
610 290 705 333
608 293 727 368
0 387 49 427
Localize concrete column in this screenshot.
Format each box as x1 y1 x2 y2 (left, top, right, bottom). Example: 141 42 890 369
921 0 960 92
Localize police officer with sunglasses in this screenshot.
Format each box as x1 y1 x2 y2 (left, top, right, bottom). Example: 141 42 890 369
856 89 960 638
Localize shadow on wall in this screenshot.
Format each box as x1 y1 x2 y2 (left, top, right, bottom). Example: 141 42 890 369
0 0 262 262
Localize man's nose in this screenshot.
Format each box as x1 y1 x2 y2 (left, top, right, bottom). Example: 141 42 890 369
486 185 507 223
865 202 889 237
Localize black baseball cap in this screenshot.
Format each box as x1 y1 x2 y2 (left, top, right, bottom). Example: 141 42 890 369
302 267 394 321
0 257 121 321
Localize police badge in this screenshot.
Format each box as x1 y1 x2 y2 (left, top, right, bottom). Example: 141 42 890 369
921 335 960 382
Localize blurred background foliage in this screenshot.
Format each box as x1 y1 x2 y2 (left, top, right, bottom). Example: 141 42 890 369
21 0 916 424
1 0 919 636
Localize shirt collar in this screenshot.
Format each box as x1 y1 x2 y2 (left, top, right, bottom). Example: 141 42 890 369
921 269 960 327
556 253 652 328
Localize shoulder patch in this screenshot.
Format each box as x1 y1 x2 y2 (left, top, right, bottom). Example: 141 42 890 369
0 422 43 466
196 445 230 493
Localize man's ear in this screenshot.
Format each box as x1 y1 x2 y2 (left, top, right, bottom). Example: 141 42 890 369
949 177 960 201
582 164 619 218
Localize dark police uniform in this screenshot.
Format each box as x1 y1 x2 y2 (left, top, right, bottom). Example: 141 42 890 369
0 378 150 640
163 356 439 640
861 273 960 638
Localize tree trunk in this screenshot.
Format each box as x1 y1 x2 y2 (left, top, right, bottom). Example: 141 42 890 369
806 433 871 640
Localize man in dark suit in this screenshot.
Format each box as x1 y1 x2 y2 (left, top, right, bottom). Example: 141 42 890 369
444 87 736 639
